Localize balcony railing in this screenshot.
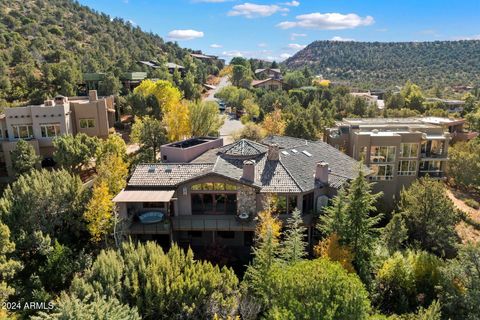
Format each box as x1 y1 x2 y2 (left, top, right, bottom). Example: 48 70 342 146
420 152 447 159
418 171 445 178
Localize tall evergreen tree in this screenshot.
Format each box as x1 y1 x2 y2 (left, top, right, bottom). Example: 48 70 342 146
10 139 40 177
280 209 307 264
319 167 383 284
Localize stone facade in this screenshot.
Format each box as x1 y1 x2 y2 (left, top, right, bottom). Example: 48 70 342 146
237 185 257 217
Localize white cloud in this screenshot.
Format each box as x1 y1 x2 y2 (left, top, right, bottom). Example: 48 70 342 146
282 1 300 7
280 53 292 60
290 32 307 40
222 50 244 57
193 0 233 2
453 34 480 40
167 29 204 40
210 43 223 48
127 19 137 26
277 12 374 30
228 3 289 18
331 36 355 41
258 43 268 48
287 43 306 50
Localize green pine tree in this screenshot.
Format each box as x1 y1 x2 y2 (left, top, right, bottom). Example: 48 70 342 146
280 209 307 264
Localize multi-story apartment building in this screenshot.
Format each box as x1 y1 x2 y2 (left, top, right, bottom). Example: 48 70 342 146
0 90 115 176
113 136 364 252
324 117 468 206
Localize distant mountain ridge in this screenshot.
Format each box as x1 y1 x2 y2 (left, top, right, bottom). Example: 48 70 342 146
283 40 480 89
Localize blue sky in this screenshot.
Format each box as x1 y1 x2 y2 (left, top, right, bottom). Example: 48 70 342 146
78 0 480 61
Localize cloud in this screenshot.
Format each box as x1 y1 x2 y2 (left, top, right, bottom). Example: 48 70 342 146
193 0 233 2
376 28 388 32
258 43 268 48
222 50 244 57
167 29 204 40
453 34 480 40
210 43 223 48
277 12 374 30
280 53 292 60
287 43 306 50
331 36 355 41
282 1 300 7
228 3 289 18
290 32 307 40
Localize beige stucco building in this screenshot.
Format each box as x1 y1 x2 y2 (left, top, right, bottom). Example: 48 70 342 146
324 117 469 207
0 90 115 176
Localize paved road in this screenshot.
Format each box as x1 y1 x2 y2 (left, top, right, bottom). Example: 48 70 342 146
203 76 244 144
204 76 230 101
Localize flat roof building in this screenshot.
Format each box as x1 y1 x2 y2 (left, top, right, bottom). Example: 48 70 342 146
0 90 115 176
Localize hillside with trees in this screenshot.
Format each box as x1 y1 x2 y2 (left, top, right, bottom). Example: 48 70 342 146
0 0 220 105
283 40 480 89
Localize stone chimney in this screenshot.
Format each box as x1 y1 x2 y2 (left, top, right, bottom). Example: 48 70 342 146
267 144 279 161
315 161 329 185
242 160 256 182
89 90 98 102
44 100 54 107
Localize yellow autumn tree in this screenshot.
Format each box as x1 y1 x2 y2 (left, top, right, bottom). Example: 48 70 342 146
84 181 115 243
134 79 182 114
314 233 355 273
96 154 128 195
262 108 285 136
164 100 191 141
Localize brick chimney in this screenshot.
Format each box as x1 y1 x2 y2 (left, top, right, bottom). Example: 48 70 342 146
242 160 256 182
267 144 279 161
89 90 98 102
315 161 329 185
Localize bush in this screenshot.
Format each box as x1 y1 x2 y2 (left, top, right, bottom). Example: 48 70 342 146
464 198 480 209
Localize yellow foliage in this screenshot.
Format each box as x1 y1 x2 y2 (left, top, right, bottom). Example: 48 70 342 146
256 208 282 243
313 78 331 87
262 109 285 136
134 79 182 113
163 100 191 141
219 65 233 78
314 233 355 273
84 181 115 243
96 154 128 195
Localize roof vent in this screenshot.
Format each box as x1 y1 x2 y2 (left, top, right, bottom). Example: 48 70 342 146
148 166 155 173
302 150 312 157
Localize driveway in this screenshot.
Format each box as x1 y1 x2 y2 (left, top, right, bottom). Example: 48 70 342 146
220 113 245 144
204 76 230 101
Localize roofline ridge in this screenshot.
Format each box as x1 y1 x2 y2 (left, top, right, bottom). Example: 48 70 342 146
278 159 304 191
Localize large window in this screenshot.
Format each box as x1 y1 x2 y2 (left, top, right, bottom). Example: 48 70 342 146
400 143 419 158
12 125 33 139
370 164 394 181
420 160 442 172
271 194 298 214
191 182 237 191
302 192 314 214
40 123 61 138
370 146 396 163
79 119 95 129
421 140 445 157
398 160 417 176
191 193 237 215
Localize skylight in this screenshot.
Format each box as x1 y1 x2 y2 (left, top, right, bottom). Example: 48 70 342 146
302 150 312 157
291 149 299 154
281 150 290 155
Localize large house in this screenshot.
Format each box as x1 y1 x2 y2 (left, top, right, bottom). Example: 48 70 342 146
252 78 285 90
324 117 473 205
254 68 282 80
113 136 363 250
0 90 115 176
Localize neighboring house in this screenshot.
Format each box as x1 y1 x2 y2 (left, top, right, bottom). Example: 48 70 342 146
165 62 185 76
425 98 465 113
121 72 148 92
255 68 282 80
324 117 472 205
252 78 285 90
350 92 384 109
0 90 115 176
113 136 363 250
